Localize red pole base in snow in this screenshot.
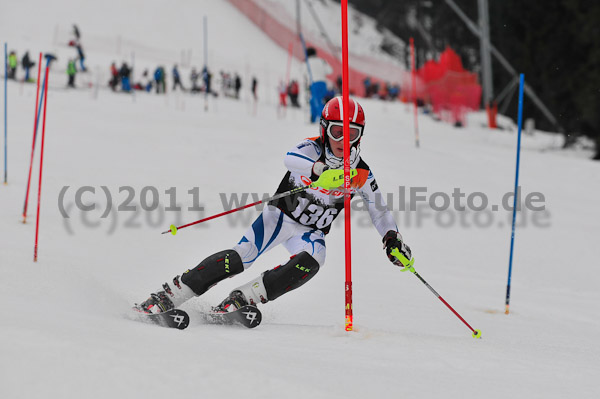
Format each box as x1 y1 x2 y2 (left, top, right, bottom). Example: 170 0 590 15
345 281 353 331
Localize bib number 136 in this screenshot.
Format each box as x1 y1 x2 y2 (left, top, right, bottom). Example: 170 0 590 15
290 197 338 229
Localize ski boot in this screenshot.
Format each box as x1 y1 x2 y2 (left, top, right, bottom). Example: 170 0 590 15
212 290 249 314
133 291 174 314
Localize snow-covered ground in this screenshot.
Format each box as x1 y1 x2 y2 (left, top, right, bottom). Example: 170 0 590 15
1 1 600 398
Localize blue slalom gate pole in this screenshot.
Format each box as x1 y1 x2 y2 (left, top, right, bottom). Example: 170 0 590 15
203 15 207 70
33 58 50 144
505 73 525 315
4 43 7 184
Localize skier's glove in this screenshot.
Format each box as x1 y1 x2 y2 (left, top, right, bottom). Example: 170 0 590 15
383 230 414 269
311 161 329 179
311 168 358 191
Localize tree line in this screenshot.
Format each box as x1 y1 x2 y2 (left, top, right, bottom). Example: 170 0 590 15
345 0 599 159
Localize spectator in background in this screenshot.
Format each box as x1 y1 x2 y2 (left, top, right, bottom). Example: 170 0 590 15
109 62 119 91
172 64 185 91
381 82 390 99
277 80 288 118
304 47 332 123
66 59 77 88
75 41 86 72
190 67 201 92
363 76 371 97
120 62 132 92
154 66 166 94
371 81 380 99
388 84 400 100
202 66 212 94
288 80 300 107
141 69 152 92
21 51 35 82
8 51 17 80
234 74 242 99
73 24 81 40
251 76 258 101
221 71 232 96
336 75 342 94
323 87 335 104
278 80 287 107
132 69 150 91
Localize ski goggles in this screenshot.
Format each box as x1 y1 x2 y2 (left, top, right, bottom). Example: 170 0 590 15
326 121 363 144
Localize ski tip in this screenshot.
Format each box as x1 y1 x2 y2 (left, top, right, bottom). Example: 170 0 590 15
167 310 190 330
203 305 262 329
241 306 262 328
132 308 190 330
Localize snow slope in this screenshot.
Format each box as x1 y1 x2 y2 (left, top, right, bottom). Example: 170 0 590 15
254 0 406 66
1 1 600 399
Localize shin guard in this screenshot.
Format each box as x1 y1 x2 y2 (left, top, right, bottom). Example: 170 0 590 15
181 249 244 295
262 251 320 301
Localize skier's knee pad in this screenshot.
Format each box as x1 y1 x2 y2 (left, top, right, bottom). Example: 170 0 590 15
181 249 244 295
263 251 320 301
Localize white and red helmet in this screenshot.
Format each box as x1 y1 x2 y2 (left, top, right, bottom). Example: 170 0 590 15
320 96 365 148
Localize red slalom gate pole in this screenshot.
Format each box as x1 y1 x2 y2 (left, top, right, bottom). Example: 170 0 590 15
34 66 49 262
410 38 420 148
23 52 43 223
340 0 353 332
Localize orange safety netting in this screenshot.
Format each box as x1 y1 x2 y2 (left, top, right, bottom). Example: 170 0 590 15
408 47 482 126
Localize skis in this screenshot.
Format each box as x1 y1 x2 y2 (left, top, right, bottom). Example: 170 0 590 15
133 308 190 330
132 305 262 329
202 305 262 329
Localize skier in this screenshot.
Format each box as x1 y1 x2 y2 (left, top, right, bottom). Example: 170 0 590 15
133 97 414 319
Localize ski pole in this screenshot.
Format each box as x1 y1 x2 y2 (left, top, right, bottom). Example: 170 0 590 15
391 249 482 339
163 169 358 235
161 186 308 235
